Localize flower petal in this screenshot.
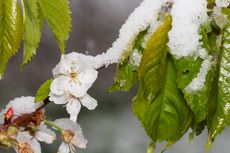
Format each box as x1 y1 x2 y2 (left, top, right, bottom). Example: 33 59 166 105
50 76 69 95
58 142 70 153
78 69 98 89
72 133 87 149
54 118 88 149
80 94 97 110
16 132 41 153
53 55 71 76
35 123 56 144
66 100 81 122
68 81 88 97
49 93 67 105
29 138 42 153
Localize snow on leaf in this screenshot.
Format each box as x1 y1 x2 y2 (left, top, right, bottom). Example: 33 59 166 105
110 30 147 92
168 0 208 58
133 16 191 143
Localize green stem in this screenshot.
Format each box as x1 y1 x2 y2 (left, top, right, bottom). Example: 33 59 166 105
147 142 155 153
44 119 63 133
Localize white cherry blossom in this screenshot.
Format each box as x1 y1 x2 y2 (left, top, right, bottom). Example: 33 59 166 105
54 118 87 153
51 52 98 97
15 131 41 153
49 52 98 122
14 123 56 153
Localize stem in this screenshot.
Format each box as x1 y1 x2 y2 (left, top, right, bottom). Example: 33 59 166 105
146 142 155 153
43 119 63 133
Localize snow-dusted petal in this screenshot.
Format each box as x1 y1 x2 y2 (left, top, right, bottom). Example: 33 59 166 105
66 52 95 70
68 82 88 97
78 69 98 88
53 55 71 76
50 76 69 96
58 142 70 153
80 94 97 110
66 100 81 122
49 93 67 105
35 123 56 144
0 97 43 122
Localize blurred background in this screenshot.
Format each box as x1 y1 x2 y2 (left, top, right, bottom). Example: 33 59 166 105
0 0 230 152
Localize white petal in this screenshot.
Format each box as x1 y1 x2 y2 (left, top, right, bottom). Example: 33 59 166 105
54 118 87 149
78 69 98 88
80 94 97 110
49 93 67 105
17 131 33 141
53 55 71 76
68 81 88 97
50 76 69 95
35 123 56 144
66 100 81 122
58 142 70 153
29 139 42 153
72 134 87 149
16 132 41 153
54 118 83 134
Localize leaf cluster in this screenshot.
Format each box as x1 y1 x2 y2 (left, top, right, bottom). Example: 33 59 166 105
0 0 71 75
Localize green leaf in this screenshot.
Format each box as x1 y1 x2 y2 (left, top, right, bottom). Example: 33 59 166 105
222 8 230 21
110 63 138 92
39 0 71 53
209 25 230 141
133 56 190 142
138 15 171 101
133 15 191 142
110 30 147 92
21 0 43 66
35 79 53 103
0 0 23 75
173 26 215 123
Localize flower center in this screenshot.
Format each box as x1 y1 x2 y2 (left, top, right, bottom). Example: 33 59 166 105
70 66 78 80
63 129 75 143
17 142 32 153
70 72 77 79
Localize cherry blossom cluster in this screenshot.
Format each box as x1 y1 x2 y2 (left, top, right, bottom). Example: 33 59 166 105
0 0 228 153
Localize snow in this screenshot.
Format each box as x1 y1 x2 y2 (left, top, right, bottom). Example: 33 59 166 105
185 56 212 92
129 49 142 68
168 0 208 59
93 0 165 69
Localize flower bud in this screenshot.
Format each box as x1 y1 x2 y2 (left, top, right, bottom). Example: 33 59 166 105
4 107 14 124
7 126 18 137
